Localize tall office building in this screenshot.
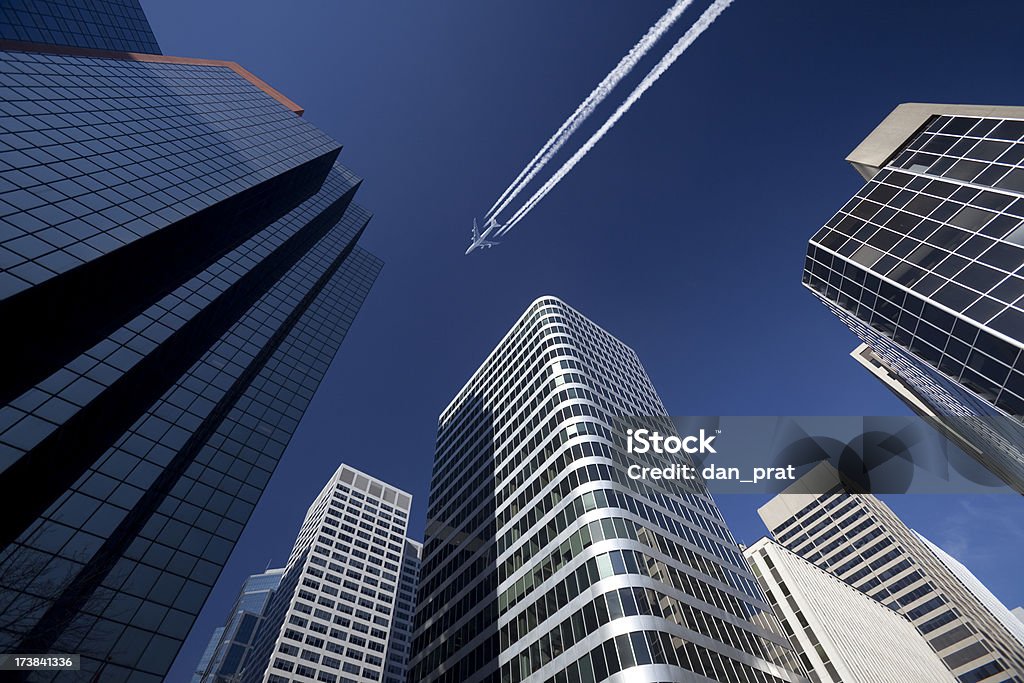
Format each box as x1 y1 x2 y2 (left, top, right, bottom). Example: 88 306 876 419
759 462 1024 683
239 464 416 683
744 538 955 683
849 342 992 466
0 3 381 681
802 103 1024 493
193 568 286 683
0 0 161 54
193 627 225 683
1014 608 1024 625
408 296 807 683
919 534 1024 656
383 540 421 683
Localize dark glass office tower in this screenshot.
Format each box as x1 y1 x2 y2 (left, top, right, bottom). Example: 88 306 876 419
384 540 421 683
409 297 806 683
0 4 382 681
0 0 161 54
803 103 1024 493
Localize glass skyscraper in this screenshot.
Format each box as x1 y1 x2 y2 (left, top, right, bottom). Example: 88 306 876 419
0 3 381 681
0 0 161 54
192 568 286 683
759 462 1024 683
803 103 1024 493
239 464 417 683
408 296 807 683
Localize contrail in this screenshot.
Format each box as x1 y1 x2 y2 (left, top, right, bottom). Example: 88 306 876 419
498 0 734 237
483 0 696 221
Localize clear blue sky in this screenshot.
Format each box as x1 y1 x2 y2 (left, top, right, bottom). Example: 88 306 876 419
146 1 1024 678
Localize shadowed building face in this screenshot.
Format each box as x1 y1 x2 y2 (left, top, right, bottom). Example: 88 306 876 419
0 4 382 681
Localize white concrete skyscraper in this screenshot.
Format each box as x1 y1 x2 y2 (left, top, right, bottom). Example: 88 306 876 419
744 538 955 683
407 296 807 683
239 464 417 683
759 462 1024 683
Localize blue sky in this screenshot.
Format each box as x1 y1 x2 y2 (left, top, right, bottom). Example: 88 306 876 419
145 1 1024 678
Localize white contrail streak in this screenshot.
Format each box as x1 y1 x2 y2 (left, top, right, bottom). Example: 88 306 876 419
498 0 734 237
483 0 696 221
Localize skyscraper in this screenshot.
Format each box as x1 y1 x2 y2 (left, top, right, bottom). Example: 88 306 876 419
193 627 225 683
759 462 1024 683
744 538 955 683
918 533 1024 658
383 539 421 683
408 296 807 683
239 464 417 683
802 103 1024 493
193 568 286 683
0 3 381 680
849 342 990 465
0 0 161 54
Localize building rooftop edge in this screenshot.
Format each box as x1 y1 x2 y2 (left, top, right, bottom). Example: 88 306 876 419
333 462 413 502
438 295 565 419
756 461 843 530
438 295 645 421
0 39 305 116
845 102 1024 181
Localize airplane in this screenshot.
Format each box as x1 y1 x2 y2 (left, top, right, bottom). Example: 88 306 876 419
465 217 502 254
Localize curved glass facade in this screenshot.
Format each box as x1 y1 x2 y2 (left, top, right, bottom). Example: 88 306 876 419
409 297 806 683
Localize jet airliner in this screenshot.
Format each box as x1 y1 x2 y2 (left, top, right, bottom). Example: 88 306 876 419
465 217 501 254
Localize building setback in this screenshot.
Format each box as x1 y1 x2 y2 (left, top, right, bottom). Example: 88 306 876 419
744 538 955 683
192 568 286 683
0 2 381 680
408 296 807 683
759 462 1024 683
239 464 417 683
802 103 1024 493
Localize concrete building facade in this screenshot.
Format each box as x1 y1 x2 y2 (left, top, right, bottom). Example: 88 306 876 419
744 537 955 683
240 465 416 683
759 463 1024 683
